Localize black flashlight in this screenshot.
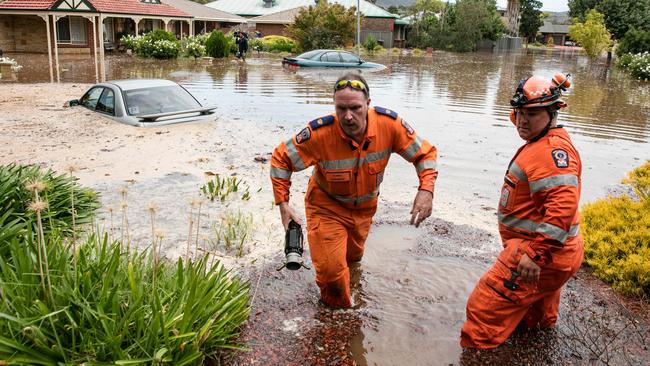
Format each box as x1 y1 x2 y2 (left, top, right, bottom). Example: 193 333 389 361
277 220 310 271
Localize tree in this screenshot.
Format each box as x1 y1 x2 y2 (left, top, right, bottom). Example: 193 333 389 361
452 0 504 51
407 0 444 48
519 0 543 44
569 9 612 59
569 0 650 40
387 5 400 14
595 0 650 40
286 1 357 51
568 0 600 20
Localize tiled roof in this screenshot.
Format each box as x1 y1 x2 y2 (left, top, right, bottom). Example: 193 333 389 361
91 0 189 17
163 0 246 22
248 6 303 24
0 0 56 9
0 0 190 17
539 21 569 34
207 0 397 18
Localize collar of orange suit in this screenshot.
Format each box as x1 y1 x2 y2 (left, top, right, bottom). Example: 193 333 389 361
333 108 379 146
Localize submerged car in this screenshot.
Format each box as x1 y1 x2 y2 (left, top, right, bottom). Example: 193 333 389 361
69 79 216 127
282 50 384 69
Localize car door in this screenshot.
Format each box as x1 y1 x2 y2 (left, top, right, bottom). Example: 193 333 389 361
95 88 116 116
79 87 104 111
320 51 342 67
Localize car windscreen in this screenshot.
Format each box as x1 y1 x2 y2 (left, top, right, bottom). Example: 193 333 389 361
123 85 201 116
297 50 322 60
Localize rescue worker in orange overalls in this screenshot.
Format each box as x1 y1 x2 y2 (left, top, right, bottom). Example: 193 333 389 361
270 73 438 308
460 73 583 348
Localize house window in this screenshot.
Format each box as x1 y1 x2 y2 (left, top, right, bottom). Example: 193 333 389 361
57 16 87 45
140 0 161 3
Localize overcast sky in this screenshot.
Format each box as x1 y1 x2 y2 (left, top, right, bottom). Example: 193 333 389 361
496 0 569 12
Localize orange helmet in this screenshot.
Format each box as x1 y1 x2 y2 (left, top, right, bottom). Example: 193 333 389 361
509 73 570 124
510 73 570 109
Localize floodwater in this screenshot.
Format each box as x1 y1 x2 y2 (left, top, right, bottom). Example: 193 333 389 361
3 50 649 365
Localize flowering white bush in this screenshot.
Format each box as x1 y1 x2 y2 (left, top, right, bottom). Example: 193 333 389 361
617 52 650 81
0 57 23 72
182 35 208 58
120 30 180 59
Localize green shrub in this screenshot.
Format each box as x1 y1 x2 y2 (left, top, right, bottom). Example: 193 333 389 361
0 164 99 253
135 30 181 59
264 35 296 52
248 36 297 53
120 34 141 51
617 52 650 80
363 35 378 52
0 232 251 364
582 161 650 297
0 166 251 364
616 28 650 57
205 30 230 58
182 34 208 58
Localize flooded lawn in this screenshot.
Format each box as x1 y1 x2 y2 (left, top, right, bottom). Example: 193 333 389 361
1 49 649 365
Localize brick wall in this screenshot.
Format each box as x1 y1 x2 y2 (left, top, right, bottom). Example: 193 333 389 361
0 15 48 53
361 17 394 32
255 23 288 37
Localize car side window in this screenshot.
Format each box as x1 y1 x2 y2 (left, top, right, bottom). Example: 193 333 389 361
95 89 115 116
80 87 104 110
321 52 341 62
340 52 360 63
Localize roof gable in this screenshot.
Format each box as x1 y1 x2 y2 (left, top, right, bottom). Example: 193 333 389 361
52 0 96 11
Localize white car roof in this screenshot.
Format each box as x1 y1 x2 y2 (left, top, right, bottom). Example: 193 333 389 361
107 79 179 91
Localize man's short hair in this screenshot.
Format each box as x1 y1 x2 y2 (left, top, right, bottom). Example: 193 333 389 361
334 73 370 99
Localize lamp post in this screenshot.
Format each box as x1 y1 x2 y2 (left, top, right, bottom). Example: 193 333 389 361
357 0 361 56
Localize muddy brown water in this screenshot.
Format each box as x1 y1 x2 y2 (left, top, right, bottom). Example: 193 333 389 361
2 50 649 365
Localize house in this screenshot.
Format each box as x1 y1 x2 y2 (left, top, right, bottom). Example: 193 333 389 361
207 0 401 48
538 20 570 46
163 0 246 36
0 0 245 82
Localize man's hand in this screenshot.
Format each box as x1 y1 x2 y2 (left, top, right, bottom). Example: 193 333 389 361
517 253 541 283
410 190 433 228
278 202 303 231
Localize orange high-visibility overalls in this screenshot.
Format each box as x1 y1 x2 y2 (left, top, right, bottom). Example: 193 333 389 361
461 127 584 348
271 107 438 307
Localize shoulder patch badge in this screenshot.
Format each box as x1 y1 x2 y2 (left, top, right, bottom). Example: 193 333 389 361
551 149 569 168
401 118 414 135
374 106 398 119
308 115 334 130
295 127 311 144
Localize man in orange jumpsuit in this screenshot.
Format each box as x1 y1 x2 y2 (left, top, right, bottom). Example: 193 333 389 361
270 73 438 308
460 73 583 348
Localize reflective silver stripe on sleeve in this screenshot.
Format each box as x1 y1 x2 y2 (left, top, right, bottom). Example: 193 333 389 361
499 213 580 242
536 222 574 243
529 174 579 193
285 139 306 171
416 160 437 173
399 135 423 161
270 167 292 179
509 161 528 182
498 213 538 233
